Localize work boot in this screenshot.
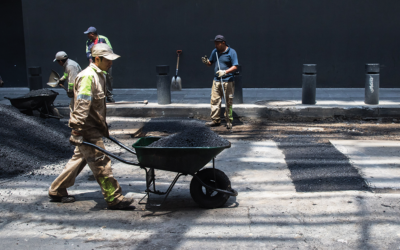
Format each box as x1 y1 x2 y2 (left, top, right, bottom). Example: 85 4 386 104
106 96 115 103
226 122 232 130
108 198 135 210
49 195 75 203
205 121 220 127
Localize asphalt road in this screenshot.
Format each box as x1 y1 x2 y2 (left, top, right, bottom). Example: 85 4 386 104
1 117 400 249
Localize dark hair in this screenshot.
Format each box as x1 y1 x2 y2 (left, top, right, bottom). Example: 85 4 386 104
92 56 103 62
58 57 68 63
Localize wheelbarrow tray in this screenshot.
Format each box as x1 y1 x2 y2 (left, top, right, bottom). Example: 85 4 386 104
5 91 58 110
132 137 231 175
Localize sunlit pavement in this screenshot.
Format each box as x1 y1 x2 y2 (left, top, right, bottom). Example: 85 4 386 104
1 132 400 249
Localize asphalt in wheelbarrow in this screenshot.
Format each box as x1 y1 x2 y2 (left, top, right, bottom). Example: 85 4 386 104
148 126 230 148
21 89 58 98
5 89 59 111
132 136 230 175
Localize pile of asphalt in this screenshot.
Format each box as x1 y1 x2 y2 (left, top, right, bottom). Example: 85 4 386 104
276 138 369 192
148 126 230 148
22 89 57 98
0 104 73 178
141 118 205 134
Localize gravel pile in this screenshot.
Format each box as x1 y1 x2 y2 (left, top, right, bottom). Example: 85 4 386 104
148 126 230 148
0 104 73 177
21 89 57 98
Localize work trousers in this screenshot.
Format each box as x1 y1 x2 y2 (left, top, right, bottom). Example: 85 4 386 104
49 137 124 206
106 67 113 98
210 80 235 124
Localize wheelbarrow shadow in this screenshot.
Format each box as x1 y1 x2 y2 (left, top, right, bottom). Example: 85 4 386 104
141 194 239 214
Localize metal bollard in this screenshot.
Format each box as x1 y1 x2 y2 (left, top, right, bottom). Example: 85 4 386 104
302 64 317 104
156 65 171 105
233 65 243 104
29 66 42 90
365 63 379 105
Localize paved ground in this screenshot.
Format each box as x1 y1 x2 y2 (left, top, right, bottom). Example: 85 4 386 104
1 117 400 249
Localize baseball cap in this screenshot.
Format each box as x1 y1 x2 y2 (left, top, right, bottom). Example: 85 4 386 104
84 26 97 34
91 43 120 60
53 51 68 62
211 35 226 42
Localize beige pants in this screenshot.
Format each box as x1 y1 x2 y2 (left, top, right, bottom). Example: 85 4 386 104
49 137 124 206
211 80 235 123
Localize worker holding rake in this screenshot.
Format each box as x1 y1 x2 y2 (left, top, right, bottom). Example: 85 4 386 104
202 35 238 129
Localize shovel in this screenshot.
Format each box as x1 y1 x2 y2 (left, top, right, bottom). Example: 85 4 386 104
47 70 61 88
171 50 182 91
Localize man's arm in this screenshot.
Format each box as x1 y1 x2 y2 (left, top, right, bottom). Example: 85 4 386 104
101 36 113 50
66 66 80 97
86 41 93 62
228 49 239 73
202 50 216 67
69 74 93 132
225 65 238 74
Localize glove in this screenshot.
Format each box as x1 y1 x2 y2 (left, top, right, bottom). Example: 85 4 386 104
69 130 83 146
53 78 62 87
216 70 226 78
201 55 210 65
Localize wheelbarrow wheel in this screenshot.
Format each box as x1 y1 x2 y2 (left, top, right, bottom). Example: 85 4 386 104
190 168 231 209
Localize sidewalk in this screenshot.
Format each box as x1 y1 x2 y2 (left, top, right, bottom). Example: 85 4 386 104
1 88 400 118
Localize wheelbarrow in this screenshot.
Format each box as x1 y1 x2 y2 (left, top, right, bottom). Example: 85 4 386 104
4 90 61 119
83 136 238 208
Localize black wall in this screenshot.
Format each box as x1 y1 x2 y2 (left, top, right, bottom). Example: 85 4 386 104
0 1 27 87
19 0 400 88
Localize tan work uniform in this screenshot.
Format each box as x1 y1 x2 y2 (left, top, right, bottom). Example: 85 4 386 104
58 59 82 111
49 63 123 206
211 80 234 123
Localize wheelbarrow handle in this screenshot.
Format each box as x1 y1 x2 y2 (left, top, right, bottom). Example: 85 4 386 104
108 136 136 155
81 141 140 166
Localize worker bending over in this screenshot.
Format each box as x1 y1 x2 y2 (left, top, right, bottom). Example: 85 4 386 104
49 44 134 210
202 35 239 129
53 51 82 110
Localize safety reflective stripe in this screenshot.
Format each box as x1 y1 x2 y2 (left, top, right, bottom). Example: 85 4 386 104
98 177 115 203
99 35 112 50
78 75 92 96
64 72 68 78
228 106 233 121
68 82 74 90
76 94 92 101
103 71 107 75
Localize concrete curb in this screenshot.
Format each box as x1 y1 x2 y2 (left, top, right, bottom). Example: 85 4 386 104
57 103 400 119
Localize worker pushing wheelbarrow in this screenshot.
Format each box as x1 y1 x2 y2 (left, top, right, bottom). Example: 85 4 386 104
83 136 238 208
